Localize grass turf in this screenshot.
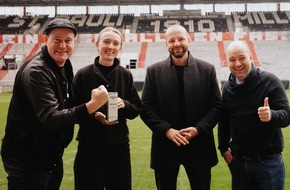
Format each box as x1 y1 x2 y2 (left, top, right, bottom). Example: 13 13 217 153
0 91 290 189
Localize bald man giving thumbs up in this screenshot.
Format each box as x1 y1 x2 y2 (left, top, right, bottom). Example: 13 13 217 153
218 40 290 190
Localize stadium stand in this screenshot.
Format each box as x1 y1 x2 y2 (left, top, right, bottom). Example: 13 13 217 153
69 42 99 73
144 42 168 67
253 40 290 81
0 44 6 55
136 16 229 33
0 15 49 34
232 11 290 31
54 14 134 33
1 10 290 92
7 43 34 56
1 14 231 35
188 41 231 82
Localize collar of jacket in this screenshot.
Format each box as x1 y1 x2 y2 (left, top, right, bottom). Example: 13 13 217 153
40 45 74 82
225 64 261 94
93 56 120 72
168 51 198 67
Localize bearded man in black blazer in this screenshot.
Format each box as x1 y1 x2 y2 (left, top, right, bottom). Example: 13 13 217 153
140 24 222 190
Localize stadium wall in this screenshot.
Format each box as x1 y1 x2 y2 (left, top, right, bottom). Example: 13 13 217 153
1 32 290 92
1 31 290 43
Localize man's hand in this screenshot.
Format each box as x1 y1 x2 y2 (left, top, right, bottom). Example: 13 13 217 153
179 127 199 141
258 97 271 122
165 128 189 146
222 150 233 164
86 85 109 114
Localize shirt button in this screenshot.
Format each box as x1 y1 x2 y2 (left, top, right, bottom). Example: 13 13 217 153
49 171 53 174
106 85 109 88
54 164 57 167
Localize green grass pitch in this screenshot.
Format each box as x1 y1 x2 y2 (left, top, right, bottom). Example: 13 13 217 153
0 91 290 189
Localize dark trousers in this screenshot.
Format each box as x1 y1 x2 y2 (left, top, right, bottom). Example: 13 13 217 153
154 147 211 190
154 165 211 190
229 154 284 190
74 142 132 190
1 151 63 190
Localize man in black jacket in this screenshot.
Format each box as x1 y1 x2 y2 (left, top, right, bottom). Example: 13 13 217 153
140 24 222 190
218 40 290 190
1 18 109 190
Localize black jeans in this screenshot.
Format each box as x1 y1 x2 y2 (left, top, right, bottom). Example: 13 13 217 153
1 151 63 190
74 142 131 190
154 165 211 190
154 147 211 190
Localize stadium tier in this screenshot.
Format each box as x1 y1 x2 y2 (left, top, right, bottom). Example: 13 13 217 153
1 12 290 92
232 11 290 31
1 11 290 34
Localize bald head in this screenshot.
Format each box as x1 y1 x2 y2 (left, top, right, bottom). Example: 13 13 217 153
226 41 251 57
166 25 188 36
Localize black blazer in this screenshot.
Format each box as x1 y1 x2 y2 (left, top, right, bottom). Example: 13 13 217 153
140 52 222 170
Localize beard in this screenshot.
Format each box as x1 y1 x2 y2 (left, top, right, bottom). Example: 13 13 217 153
169 47 187 59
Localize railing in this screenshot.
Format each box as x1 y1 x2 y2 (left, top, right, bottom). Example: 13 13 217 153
0 84 13 93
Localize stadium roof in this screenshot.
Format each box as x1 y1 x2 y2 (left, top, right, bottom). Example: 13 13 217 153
0 0 289 7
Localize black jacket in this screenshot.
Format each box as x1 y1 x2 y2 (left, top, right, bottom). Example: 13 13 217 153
73 57 141 145
218 65 290 156
140 53 222 170
1 45 89 173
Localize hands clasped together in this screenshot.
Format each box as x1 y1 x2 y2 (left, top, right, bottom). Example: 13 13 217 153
166 127 200 146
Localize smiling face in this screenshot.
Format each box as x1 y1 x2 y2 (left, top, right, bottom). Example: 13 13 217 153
96 28 122 66
45 28 76 67
165 25 190 60
227 41 253 82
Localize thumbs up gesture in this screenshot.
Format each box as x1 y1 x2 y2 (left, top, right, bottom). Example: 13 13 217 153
258 97 271 122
